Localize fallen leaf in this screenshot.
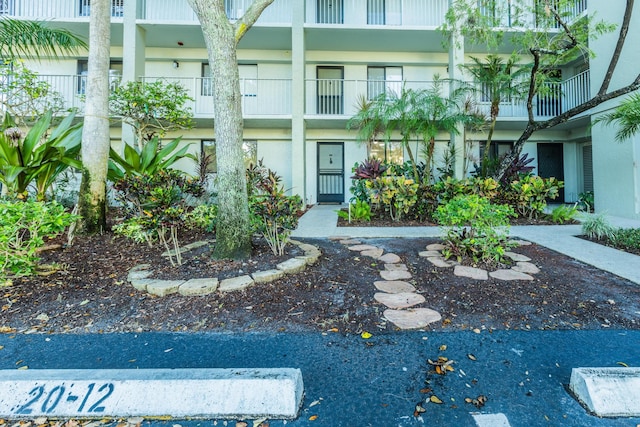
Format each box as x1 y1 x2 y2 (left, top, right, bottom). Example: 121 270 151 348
17 366 28 370
413 404 426 416
328 328 338 332
79 300 90 306
235 422 247 427
419 388 432 394
0 326 15 333
309 399 322 407
430 395 443 404
308 415 318 421
439 344 447 351
361 331 372 339
0 346 4 350
467 353 477 361
617 362 629 367
472 328 481 334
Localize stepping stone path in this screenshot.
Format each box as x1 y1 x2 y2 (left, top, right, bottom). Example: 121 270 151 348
126 239 322 297
340 242 443 330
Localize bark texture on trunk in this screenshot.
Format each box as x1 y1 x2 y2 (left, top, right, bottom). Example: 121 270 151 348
77 0 111 234
186 0 274 259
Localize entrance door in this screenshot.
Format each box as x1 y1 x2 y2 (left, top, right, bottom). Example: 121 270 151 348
317 142 344 203
537 143 565 201
317 67 344 115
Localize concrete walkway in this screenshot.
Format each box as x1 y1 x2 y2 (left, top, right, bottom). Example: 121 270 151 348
292 204 640 284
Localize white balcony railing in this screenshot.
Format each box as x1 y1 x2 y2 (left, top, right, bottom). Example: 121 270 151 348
140 0 292 24
2 0 124 19
306 0 449 27
306 72 591 119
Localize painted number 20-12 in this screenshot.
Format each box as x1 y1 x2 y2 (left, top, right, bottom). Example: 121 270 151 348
15 383 115 415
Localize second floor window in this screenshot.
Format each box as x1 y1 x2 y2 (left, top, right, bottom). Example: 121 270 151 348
367 66 402 100
79 0 124 18
317 0 343 24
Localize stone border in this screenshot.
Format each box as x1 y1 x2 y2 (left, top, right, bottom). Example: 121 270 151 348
127 239 321 297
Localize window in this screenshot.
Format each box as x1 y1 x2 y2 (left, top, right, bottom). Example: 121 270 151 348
317 0 343 24
201 140 257 174
367 66 402 100
479 141 513 161
79 0 124 18
225 0 244 20
77 60 122 94
0 0 14 15
370 140 403 165
201 64 213 96
367 0 401 25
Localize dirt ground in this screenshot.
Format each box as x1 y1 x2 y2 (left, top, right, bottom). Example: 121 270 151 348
2 224 639 336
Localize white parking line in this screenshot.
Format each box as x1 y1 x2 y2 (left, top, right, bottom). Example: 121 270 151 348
472 412 511 427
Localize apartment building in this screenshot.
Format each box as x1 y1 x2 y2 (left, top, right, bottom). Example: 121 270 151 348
5 0 640 220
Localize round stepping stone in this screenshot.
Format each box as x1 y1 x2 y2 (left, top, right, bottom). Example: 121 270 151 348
454 265 488 280
427 257 456 268
374 292 425 309
504 251 532 262
419 250 442 258
340 239 362 245
378 253 401 264
348 244 378 252
489 269 534 281
384 308 442 330
385 263 408 271
380 270 412 281
426 243 445 251
329 235 350 241
361 248 384 259
374 281 416 294
512 262 540 274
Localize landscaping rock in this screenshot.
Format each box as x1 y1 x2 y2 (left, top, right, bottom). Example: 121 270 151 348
296 253 320 265
128 268 154 281
252 269 285 283
380 270 412 281
328 235 350 241
219 275 254 292
383 308 442 329
339 239 362 245
427 257 456 268
504 251 532 262
510 239 532 246
512 262 541 274
419 250 442 258
374 292 425 309
373 280 417 294
378 253 401 264
384 263 408 271
454 265 488 280
162 240 210 257
348 244 379 252
130 278 153 292
179 278 219 296
277 258 307 274
489 269 534 281
146 280 185 297
297 243 320 253
426 243 445 251
361 248 384 259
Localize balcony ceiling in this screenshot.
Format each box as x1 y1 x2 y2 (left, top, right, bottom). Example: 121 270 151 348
48 21 124 47
138 24 292 50
305 27 447 52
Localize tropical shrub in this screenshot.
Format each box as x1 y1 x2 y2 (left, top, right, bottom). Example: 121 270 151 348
550 204 578 224
107 136 195 182
581 213 616 240
112 169 204 265
411 183 439 222
433 176 499 204
337 200 372 223
577 191 594 212
509 175 562 219
434 194 516 264
366 174 419 222
0 199 77 277
611 228 640 252
249 164 301 256
0 111 82 200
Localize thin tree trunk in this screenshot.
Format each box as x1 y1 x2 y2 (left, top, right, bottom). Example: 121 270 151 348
77 0 110 234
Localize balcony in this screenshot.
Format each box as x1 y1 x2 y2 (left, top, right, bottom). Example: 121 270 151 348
1 0 124 19
306 0 449 27
140 0 292 24
305 70 591 120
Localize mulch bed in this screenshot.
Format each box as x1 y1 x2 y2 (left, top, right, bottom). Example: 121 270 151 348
2 223 639 335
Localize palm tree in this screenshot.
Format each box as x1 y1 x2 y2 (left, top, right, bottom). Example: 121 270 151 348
594 93 640 142
0 17 86 61
464 54 526 175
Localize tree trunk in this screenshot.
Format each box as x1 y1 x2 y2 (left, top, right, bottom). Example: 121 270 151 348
77 0 110 233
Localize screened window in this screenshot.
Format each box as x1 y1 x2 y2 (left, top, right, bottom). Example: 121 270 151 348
370 140 403 165
201 140 258 174
367 66 402 100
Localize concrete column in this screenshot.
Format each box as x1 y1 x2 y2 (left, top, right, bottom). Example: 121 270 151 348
121 0 146 148
448 19 466 178
291 1 307 203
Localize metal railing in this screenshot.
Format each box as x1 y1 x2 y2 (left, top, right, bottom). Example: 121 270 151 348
2 0 125 19
140 0 292 23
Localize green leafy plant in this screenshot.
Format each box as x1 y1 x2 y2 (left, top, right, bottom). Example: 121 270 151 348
184 204 218 233
434 194 516 264
249 163 301 256
366 174 419 222
0 111 82 200
578 191 594 213
509 175 562 219
610 228 640 253
337 200 372 223
0 199 77 277
434 176 499 204
109 79 194 150
581 213 616 240
550 204 578 224
112 169 204 265
107 136 195 182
